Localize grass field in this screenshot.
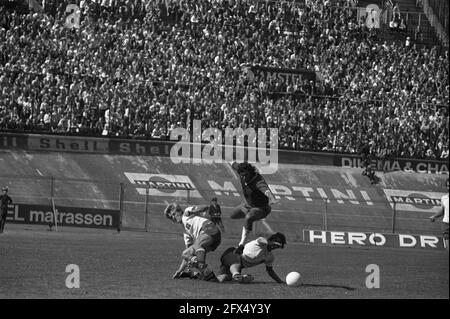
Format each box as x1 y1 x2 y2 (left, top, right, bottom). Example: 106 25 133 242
0 224 448 299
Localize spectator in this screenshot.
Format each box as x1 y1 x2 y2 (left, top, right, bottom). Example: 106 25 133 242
414 25 423 41
399 18 407 33
0 0 447 161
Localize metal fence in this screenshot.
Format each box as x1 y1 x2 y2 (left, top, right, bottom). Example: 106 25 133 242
422 0 449 46
0 174 444 238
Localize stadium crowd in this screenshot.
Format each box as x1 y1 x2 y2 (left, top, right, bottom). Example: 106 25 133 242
0 0 448 160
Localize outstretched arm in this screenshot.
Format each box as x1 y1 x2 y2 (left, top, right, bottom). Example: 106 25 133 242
254 177 278 205
264 190 279 205
266 266 284 284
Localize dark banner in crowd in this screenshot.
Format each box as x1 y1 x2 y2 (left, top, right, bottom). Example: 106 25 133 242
303 229 446 250
244 65 322 84
336 154 449 174
5 203 120 229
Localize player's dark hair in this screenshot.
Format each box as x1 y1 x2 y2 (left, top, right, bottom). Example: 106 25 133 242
268 232 287 248
164 203 174 217
235 162 257 176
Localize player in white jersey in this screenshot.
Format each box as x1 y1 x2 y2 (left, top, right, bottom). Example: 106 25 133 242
216 232 286 283
164 203 222 280
430 178 449 251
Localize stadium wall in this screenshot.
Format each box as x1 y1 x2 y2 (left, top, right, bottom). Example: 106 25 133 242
0 132 448 243
1 132 448 174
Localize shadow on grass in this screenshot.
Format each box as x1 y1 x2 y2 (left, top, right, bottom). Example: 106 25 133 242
300 283 356 291
213 280 356 291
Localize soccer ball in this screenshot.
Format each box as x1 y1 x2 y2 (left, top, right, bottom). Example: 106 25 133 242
286 272 301 287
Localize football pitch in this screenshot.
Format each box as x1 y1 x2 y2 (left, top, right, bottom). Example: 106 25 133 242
0 225 448 299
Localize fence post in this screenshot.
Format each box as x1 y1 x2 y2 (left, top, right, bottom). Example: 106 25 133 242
392 201 396 234
50 175 54 201
118 183 124 233
49 176 57 232
144 184 149 232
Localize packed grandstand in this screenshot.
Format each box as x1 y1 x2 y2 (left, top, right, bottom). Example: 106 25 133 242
0 0 448 160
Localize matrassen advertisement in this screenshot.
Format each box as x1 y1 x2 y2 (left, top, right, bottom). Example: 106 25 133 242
303 230 446 250
5 204 120 229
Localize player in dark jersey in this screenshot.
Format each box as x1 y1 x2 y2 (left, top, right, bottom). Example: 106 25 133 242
0 186 12 233
359 140 379 184
230 162 278 253
208 197 225 232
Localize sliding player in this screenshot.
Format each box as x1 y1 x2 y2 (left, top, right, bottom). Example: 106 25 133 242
164 203 221 281
216 232 287 283
230 161 278 253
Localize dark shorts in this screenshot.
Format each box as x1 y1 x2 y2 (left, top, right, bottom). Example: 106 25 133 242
443 223 449 240
230 204 271 231
0 209 7 220
192 221 222 252
217 247 243 276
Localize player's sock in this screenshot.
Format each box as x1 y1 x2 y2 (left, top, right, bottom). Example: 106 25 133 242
238 227 250 247
196 249 206 266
